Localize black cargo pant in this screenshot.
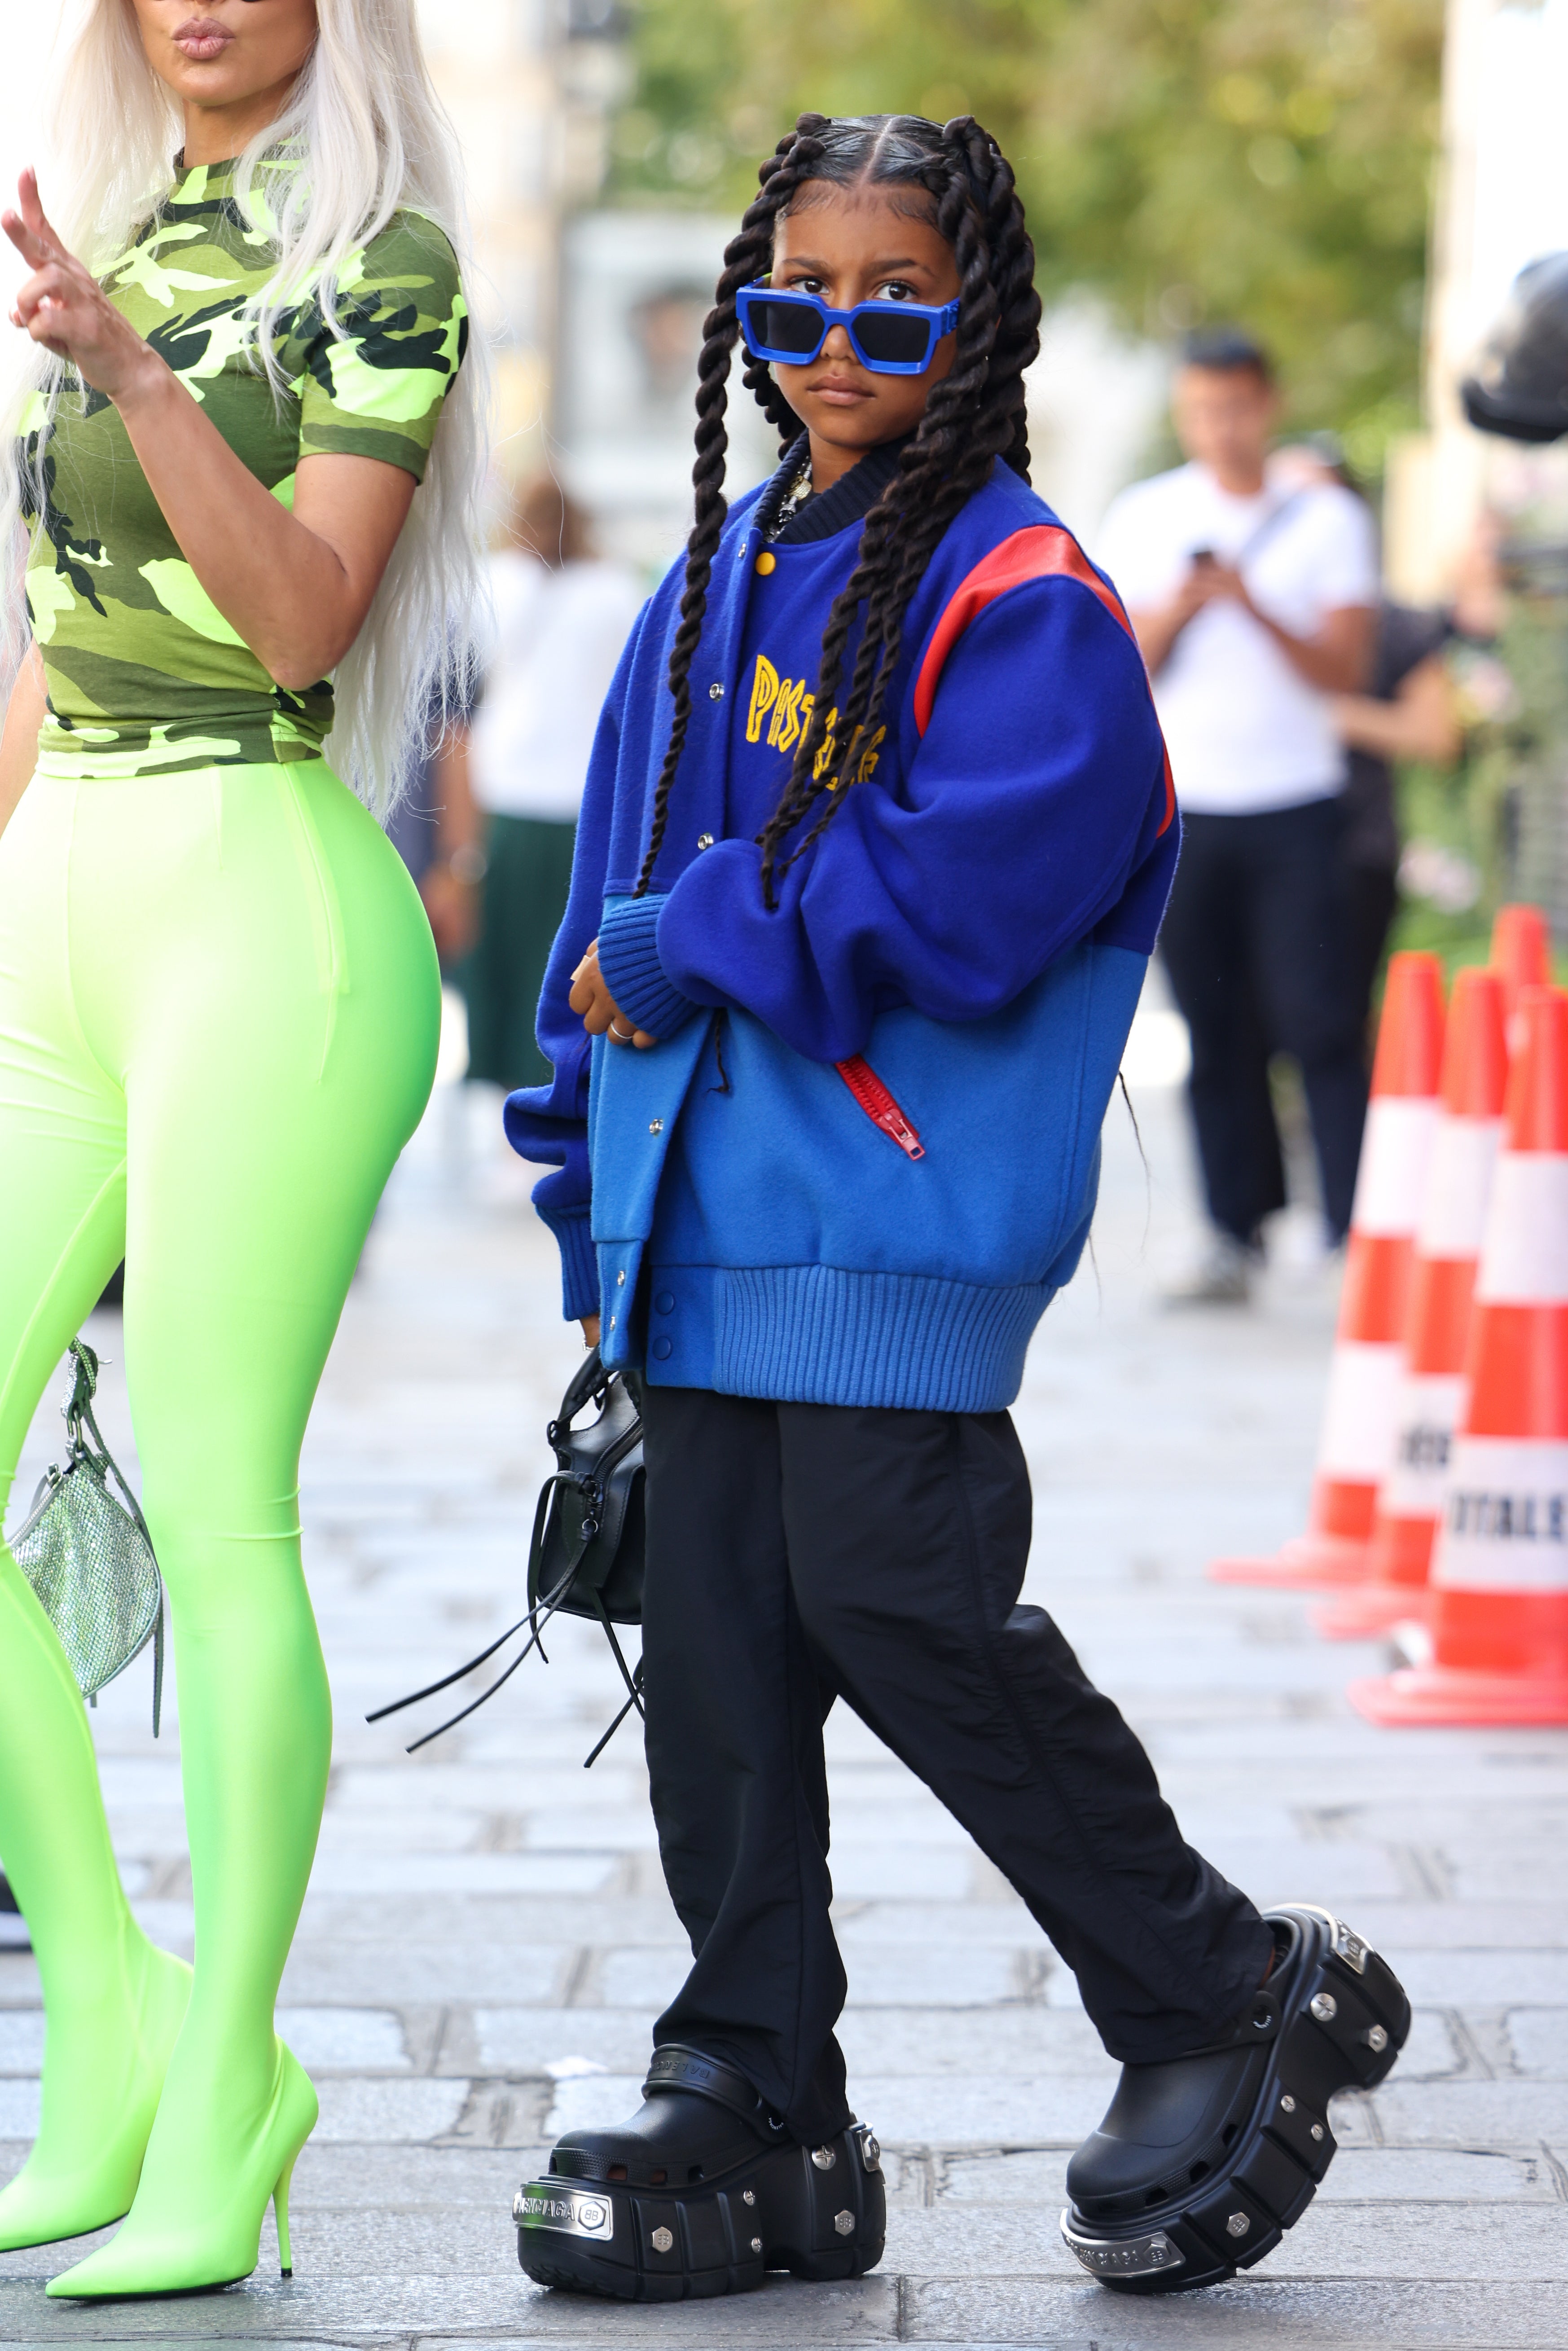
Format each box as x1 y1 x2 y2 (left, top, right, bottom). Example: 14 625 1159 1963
640 1385 1273 2144
1159 797 1370 1244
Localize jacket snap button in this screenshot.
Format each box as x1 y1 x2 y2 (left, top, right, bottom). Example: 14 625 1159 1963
697 833 714 850
755 551 776 575
708 682 724 700
654 1291 676 1314
616 1270 626 1287
652 1336 673 1361
649 1118 663 1134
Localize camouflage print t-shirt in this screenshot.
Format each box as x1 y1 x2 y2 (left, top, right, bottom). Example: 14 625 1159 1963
18 154 467 775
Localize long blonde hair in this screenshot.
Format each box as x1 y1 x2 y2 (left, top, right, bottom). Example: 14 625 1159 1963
1 0 489 812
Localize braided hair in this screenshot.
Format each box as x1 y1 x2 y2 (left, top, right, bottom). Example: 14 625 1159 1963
633 113 1041 905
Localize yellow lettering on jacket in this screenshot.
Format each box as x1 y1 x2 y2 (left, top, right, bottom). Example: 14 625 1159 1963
769 677 808 751
855 725 886 782
746 654 779 742
744 663 884 787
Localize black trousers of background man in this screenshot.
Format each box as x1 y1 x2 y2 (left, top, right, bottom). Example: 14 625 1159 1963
640 1385 1273 2146
1159 798 1370 1246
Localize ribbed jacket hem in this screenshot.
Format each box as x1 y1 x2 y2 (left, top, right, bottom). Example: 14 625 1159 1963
542 1206 600 1323
646 1263 1054 1413
597 896 700 1041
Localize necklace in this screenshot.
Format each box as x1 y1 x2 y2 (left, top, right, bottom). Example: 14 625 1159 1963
762 445 814 543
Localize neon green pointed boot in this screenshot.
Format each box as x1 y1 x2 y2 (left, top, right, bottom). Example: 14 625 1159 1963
0 1542 193 2254
0 1930 191 2252
46 2037 317 2297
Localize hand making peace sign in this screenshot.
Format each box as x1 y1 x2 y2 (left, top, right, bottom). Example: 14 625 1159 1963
4 168 162 407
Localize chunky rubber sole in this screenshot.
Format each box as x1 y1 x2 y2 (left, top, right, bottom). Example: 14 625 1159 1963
515 2120 885 2301
1060 1907 1410 2295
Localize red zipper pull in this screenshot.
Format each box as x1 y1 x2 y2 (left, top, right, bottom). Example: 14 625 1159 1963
835 1055 926 1160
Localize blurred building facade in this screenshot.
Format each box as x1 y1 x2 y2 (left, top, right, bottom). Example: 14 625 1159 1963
1389 0 1568 599
418 0 635 495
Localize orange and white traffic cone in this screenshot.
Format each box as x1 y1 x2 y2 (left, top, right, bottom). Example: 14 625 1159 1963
1312 967 1508 1638
1492 902 1550 1051
1209 952 1445 1589
1352 984 1568 1725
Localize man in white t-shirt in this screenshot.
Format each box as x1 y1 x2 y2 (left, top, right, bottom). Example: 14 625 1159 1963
453 478 645 1090
1097 329 1379 1300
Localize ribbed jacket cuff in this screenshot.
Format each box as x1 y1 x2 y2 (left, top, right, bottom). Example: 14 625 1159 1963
597 896 700 1041
540 1206 600 1323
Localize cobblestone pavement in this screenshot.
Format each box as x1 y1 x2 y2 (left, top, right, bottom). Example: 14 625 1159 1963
3 1012 1567 2347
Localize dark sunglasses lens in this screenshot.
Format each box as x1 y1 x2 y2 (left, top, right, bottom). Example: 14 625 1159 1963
853 309 932 366
751 299 823 357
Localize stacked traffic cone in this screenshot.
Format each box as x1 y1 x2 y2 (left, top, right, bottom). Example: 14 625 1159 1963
1209 952 1446 1588
1353 984 1568 1725
1493 902 1550 1050
1312 968 1509 1638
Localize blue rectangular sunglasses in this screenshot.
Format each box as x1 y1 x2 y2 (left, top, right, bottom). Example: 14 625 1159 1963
736 280 960 376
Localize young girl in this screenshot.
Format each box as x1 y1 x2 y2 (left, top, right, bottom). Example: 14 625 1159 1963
507 112 1407 2304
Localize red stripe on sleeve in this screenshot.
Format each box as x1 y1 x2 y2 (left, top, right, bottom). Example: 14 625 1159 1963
911 524 1175 835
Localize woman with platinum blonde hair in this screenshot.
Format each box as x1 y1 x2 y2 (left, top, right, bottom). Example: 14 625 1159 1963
0 0 483 2301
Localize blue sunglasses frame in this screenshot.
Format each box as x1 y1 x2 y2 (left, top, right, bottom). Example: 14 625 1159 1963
735 280 961 376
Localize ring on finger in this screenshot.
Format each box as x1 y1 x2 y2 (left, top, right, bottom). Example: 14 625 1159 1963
609 1020 635 1041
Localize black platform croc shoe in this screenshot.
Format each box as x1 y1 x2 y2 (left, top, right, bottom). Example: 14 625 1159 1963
1061 1907 1410 2293
514 2044 886 2301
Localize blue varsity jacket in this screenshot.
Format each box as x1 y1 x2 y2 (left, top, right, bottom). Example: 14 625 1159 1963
504 444 1178 1413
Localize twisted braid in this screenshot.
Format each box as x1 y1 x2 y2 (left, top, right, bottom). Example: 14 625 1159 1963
757 117 1041 903
631 115 829 896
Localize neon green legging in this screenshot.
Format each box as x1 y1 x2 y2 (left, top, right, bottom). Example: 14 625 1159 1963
0 752 438 2258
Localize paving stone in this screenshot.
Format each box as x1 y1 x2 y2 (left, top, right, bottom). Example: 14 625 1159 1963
0 2080 39 2137
836 2076 1113 2148
1265 2197 1568 2277
834 2010 1112 2079
1388 1949 1568 2005
280 1942 569 2006
312 2079 470 2143
1371 2079 1568 2143
303 1854 618 1897
0 2272 883 2339
474 2008 657 2074
834 1945 1032 2008
0 2013 44 2073
274 2009 411 2073
293 2141 537 2207
902 2276 1568 2346
1504 2007 1568 2076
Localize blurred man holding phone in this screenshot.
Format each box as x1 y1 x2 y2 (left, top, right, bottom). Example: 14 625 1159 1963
1098 329 1378 1301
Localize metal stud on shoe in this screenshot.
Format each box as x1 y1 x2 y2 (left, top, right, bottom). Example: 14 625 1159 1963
1364 2025 1389 2052
1225 2213 1250 2239
811 2147 836 2170
650 2227 672 2252
834 2211 855 2236
1310 1992 1337 2022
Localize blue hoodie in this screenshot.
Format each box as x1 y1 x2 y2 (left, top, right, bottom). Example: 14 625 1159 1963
505 443 1177 1413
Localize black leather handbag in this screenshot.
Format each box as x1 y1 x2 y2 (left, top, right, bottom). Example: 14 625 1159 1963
369 1349 646 1765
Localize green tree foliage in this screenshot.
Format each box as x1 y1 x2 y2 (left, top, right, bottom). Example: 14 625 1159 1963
606 0 1444 465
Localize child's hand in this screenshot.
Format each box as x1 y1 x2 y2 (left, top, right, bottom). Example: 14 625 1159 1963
570 940 657 1049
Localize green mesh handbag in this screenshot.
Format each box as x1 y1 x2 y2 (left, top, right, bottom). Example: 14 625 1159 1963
10 1341 164 1734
